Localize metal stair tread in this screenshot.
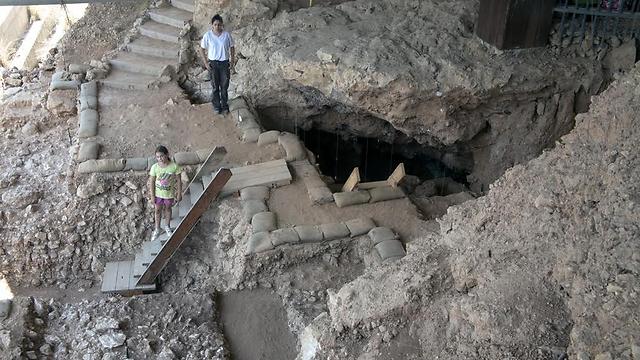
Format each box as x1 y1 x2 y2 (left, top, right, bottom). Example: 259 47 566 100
189 181 204 205
127 35 180 59
202 174 214 188
148 6 193 27
139 20 181 43
178 194 191 217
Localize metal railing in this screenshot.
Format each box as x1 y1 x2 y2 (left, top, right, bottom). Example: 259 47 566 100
554 0 640 43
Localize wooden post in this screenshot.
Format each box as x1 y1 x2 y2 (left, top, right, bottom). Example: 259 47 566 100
341 167 360 192
476 0 555 49
387 163 405 187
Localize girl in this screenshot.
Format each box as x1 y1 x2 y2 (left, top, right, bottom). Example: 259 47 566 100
148 145 182 239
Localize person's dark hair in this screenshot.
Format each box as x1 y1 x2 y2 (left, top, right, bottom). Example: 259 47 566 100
211 14 223 24
155 145 169 156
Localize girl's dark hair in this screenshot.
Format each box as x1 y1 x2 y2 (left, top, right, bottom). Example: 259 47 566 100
211 14 223 24
155 145 169 155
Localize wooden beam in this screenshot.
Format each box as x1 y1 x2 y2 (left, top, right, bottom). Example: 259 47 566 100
341 167 360 192
387 163 405 187
137 168 232 285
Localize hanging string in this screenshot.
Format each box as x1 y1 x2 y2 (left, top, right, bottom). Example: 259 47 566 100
364 138 369 181
334 131 339 181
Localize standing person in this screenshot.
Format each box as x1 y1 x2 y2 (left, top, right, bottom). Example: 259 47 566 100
199 14 235 115
148 145 182 240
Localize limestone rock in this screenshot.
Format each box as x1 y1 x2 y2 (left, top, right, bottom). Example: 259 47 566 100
46 89 77 117
76 175 105 199
98 332 126 348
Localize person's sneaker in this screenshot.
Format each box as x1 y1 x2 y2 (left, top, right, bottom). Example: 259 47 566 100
214 108 222 115
164 225 173 236
222 109 230 115
151 228 160 240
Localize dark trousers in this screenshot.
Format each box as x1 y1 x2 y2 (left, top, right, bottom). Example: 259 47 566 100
208 60 230 111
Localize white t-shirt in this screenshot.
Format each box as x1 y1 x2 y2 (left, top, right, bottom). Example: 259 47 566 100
200 30 234 61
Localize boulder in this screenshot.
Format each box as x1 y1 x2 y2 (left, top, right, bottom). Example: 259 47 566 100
46 89 77 116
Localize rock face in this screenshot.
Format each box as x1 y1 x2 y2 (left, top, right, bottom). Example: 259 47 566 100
189 0 602 191
309 64 640 359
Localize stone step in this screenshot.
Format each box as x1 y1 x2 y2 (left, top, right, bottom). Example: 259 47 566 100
171 0 194 13
99 69 157 91
139 20 181 44
109 51 173 77
127 35 180 60
148 6 192 28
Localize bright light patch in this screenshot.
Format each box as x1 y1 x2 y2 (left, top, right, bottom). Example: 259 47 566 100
0 278 14 301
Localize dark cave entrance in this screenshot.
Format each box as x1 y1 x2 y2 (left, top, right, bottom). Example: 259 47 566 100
296 127 469 184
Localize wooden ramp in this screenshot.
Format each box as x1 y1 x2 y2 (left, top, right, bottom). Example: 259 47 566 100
101 155 292 295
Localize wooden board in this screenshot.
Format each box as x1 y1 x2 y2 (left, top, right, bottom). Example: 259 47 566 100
341 167 360 192
387 163 405 187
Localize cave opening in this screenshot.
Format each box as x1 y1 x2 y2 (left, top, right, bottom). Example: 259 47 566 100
295 127 469 185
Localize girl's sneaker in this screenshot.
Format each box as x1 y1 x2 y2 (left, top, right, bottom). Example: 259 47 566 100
164 225 173 236
151 228 160 240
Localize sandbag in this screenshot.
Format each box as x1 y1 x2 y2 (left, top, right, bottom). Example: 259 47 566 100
278 132 307 162
80 81 98 97
242 200 268 222
79 95 97 111
374 239 406 261
50 79 80 91
320 222 350 241
247 232 274 254
368 227 398 245
308 186 334 205
78 109 99 138
294 225 323 243
195 148 213 162
124 157 148 171
333 191 370 208
257 130 280 146
304 175 327 189
238 116 260 131
252 211 277 234
236 108 255 124
77 141 99 162
69 63 90 74
243 128 261 143
240 186 270 201
51 71 65 82
77 159 125 173
271 228 300 247
173 152 200 165
345 218 376 237
229 97 248 112
368 186 405 203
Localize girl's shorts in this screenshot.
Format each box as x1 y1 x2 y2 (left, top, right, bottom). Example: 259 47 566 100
155 197 175 206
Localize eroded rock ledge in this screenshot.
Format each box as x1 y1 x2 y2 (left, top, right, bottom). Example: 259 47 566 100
188 0 605 191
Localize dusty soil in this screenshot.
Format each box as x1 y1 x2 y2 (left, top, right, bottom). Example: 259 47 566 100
97 84 285 163
58 1 150 65
220 289 297 360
